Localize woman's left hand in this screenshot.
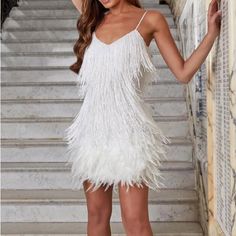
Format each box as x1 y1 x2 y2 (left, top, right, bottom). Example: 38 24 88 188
207 0 222 38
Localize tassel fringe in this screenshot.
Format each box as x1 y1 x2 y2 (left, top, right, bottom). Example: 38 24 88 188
63 30 172 193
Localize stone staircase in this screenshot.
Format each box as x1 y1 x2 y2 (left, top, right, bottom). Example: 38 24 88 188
1 0 204 235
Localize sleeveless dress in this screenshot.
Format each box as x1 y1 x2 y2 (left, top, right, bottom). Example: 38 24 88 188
63 10 172 193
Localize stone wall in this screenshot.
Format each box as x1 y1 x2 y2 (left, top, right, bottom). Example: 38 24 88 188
166 0 236 235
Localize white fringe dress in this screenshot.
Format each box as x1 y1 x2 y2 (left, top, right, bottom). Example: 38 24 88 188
63 10 172 193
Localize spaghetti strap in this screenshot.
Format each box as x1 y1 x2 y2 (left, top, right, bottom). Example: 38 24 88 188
135 10 148 30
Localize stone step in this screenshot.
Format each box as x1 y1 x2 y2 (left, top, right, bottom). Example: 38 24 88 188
1 136 193 162
1 222 203 235
1 98 187 118
1 68 178 83
1 1 201 235
1 189 198 224
2 115 187 122
1 117 190 139
1 203 199 223
1 136 191 146
1 163 195 190
5 51 157 66
3 17 175 30
16 1 168 10
2 161 194 170
9 8 172 18
1 64 173 70
1 27 178 41
1 53 176 69
2 82 186 99
2 188 197 201
1 39 181 54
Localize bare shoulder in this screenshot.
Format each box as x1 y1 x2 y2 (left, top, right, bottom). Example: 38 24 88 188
145 9 169 34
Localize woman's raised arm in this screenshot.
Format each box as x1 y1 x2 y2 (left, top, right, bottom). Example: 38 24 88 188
149 0 221 84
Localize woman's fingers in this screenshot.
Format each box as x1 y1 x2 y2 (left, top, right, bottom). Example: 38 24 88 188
208 0 219 17
207 0 221 37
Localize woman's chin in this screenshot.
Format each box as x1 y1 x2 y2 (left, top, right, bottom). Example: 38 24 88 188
99 0 117 7
100 0 111 5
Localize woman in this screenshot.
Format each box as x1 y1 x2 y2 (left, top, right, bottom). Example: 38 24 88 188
64 0 221 235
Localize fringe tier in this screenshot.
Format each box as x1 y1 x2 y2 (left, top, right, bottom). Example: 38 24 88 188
63 30 172 193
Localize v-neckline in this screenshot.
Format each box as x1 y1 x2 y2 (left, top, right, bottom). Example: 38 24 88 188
93 29 148 47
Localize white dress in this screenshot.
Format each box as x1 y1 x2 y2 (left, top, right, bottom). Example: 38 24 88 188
63 10 172 193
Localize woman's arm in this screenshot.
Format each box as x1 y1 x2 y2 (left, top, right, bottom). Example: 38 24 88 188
150 0 221 84
72 0 83 14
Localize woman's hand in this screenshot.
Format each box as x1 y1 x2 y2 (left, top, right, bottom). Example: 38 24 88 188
207 0 222 38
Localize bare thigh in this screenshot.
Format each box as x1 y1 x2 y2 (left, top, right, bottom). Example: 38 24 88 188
83 180 114 220
118 182 152 235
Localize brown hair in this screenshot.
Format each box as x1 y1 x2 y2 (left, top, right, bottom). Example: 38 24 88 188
69 0 142 74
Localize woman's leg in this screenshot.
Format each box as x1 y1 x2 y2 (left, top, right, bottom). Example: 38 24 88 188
83 180 113 236
118 182 153 236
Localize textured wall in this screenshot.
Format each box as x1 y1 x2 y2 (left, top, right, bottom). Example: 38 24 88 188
168 0 236 235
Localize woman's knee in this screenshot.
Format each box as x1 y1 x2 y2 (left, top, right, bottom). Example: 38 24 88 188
121 210 150 229
87 203 112 222
121 205 148 223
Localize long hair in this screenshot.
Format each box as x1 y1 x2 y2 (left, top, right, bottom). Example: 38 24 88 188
70 0 142 74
